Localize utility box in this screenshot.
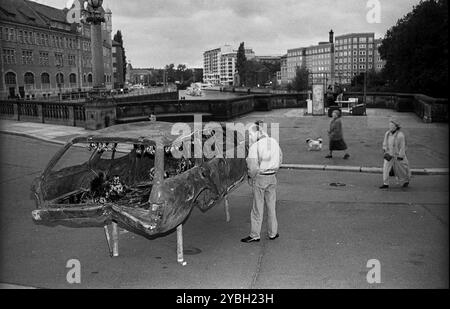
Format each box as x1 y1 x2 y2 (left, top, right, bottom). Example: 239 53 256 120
307 99 313 114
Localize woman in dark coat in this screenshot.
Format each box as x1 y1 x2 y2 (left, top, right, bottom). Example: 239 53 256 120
326 109 350 159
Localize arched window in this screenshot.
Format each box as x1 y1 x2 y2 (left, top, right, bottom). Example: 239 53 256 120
41 73 50 84
87 73 92 83
83 74 86 83
24 72 34 84
5 72 17 85
69 73 76 84
56 73 64 85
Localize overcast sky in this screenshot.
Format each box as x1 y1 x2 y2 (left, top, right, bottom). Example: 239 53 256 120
32 0 421 68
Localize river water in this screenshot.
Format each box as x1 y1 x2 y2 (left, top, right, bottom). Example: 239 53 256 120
178 89 245 100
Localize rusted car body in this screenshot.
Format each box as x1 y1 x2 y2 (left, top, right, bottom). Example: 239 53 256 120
31 121 248 239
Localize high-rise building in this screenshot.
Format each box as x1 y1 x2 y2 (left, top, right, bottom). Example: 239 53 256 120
304 40 334 85
286 31 386 86
0 0 113 99
203 45 255 86
286 47 306 81
334 33 384 84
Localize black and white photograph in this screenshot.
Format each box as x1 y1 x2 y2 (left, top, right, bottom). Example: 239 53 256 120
0 0 448 294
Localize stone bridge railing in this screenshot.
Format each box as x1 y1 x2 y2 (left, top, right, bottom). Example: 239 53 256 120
0 91 446 130
342 92 448 123
0 99 86 127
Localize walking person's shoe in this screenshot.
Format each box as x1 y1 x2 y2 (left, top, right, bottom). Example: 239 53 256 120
402 182 409 188
379 185 389 189
325 154 333 159
268 233 279 240
343 153 350 160
241 236 260 243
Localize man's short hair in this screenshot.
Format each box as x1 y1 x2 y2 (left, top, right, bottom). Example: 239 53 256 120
253 120 264 132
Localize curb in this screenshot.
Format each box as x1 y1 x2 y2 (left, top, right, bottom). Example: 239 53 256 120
281 164 449 176
0 131 448 176
0 130 66 146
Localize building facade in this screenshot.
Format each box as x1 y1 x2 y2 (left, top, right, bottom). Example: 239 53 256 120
112 40 124 89
279 54 288 85
286 47 306 81
203 45 255 86
286 31 386 87
334 33 384 84
0 0 113 100
305 41 334 85
374 39 386 72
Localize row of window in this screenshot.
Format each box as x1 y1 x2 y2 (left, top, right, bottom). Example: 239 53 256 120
4 71 113 86
336 57 373 64
334 50 373 57
2 48 79 67
335 37 374 45
335 64 374 70
4 71 85 85
0 26 87 50
335 44 374 51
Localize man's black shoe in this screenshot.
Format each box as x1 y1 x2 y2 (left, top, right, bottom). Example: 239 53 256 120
379 185 389 189
241 236 260 243
269 234 280 240
402 182 409 188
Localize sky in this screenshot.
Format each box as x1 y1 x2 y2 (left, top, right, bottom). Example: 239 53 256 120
30 0 422 68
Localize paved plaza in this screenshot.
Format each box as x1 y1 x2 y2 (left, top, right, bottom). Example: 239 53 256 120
0 108 448 288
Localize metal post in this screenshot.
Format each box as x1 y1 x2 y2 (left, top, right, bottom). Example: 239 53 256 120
363 71 367 104
112 222 119 257
104 223 119 257
224 197 230 222
177 224 186 265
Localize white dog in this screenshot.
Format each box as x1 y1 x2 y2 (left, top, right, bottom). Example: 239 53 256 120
306 138 323 151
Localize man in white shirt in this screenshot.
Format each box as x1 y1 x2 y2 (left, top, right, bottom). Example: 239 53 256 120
241 121 283 243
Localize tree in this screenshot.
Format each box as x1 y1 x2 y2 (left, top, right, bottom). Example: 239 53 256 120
236 42 247 86
349 70 390 92
378 0 448 97
164 64 175 83
289 65 310 92
113 30 127 81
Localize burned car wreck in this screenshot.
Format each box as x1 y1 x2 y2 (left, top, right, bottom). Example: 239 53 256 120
31 121 248 262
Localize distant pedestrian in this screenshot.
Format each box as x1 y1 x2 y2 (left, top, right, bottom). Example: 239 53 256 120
326 109 350 159
326 85 335 107
241 121 283 243
379 118 411 189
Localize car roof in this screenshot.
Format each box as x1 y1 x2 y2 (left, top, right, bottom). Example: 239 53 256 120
74 121 195 145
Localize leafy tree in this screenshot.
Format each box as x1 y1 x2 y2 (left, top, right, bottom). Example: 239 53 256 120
378 0 448 97
236 42 247 86
288 65 310 92
348 70 391 92
164 63 175 82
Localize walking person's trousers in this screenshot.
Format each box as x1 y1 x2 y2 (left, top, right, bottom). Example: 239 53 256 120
250 174 278 239
383 157 411 185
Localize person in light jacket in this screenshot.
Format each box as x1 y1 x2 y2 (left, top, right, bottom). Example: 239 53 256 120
326 109 350 159
241 121 283 243
380 118 411 189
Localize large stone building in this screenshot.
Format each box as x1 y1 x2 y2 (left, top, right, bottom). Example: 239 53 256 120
0 0 113 99
112 40 124 89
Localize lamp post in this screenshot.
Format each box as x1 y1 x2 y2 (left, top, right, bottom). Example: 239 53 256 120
83 0 105 92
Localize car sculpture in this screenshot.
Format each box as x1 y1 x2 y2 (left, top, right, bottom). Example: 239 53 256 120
31 121 248 263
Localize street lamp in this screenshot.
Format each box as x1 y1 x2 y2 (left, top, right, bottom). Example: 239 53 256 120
82 0 105 91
